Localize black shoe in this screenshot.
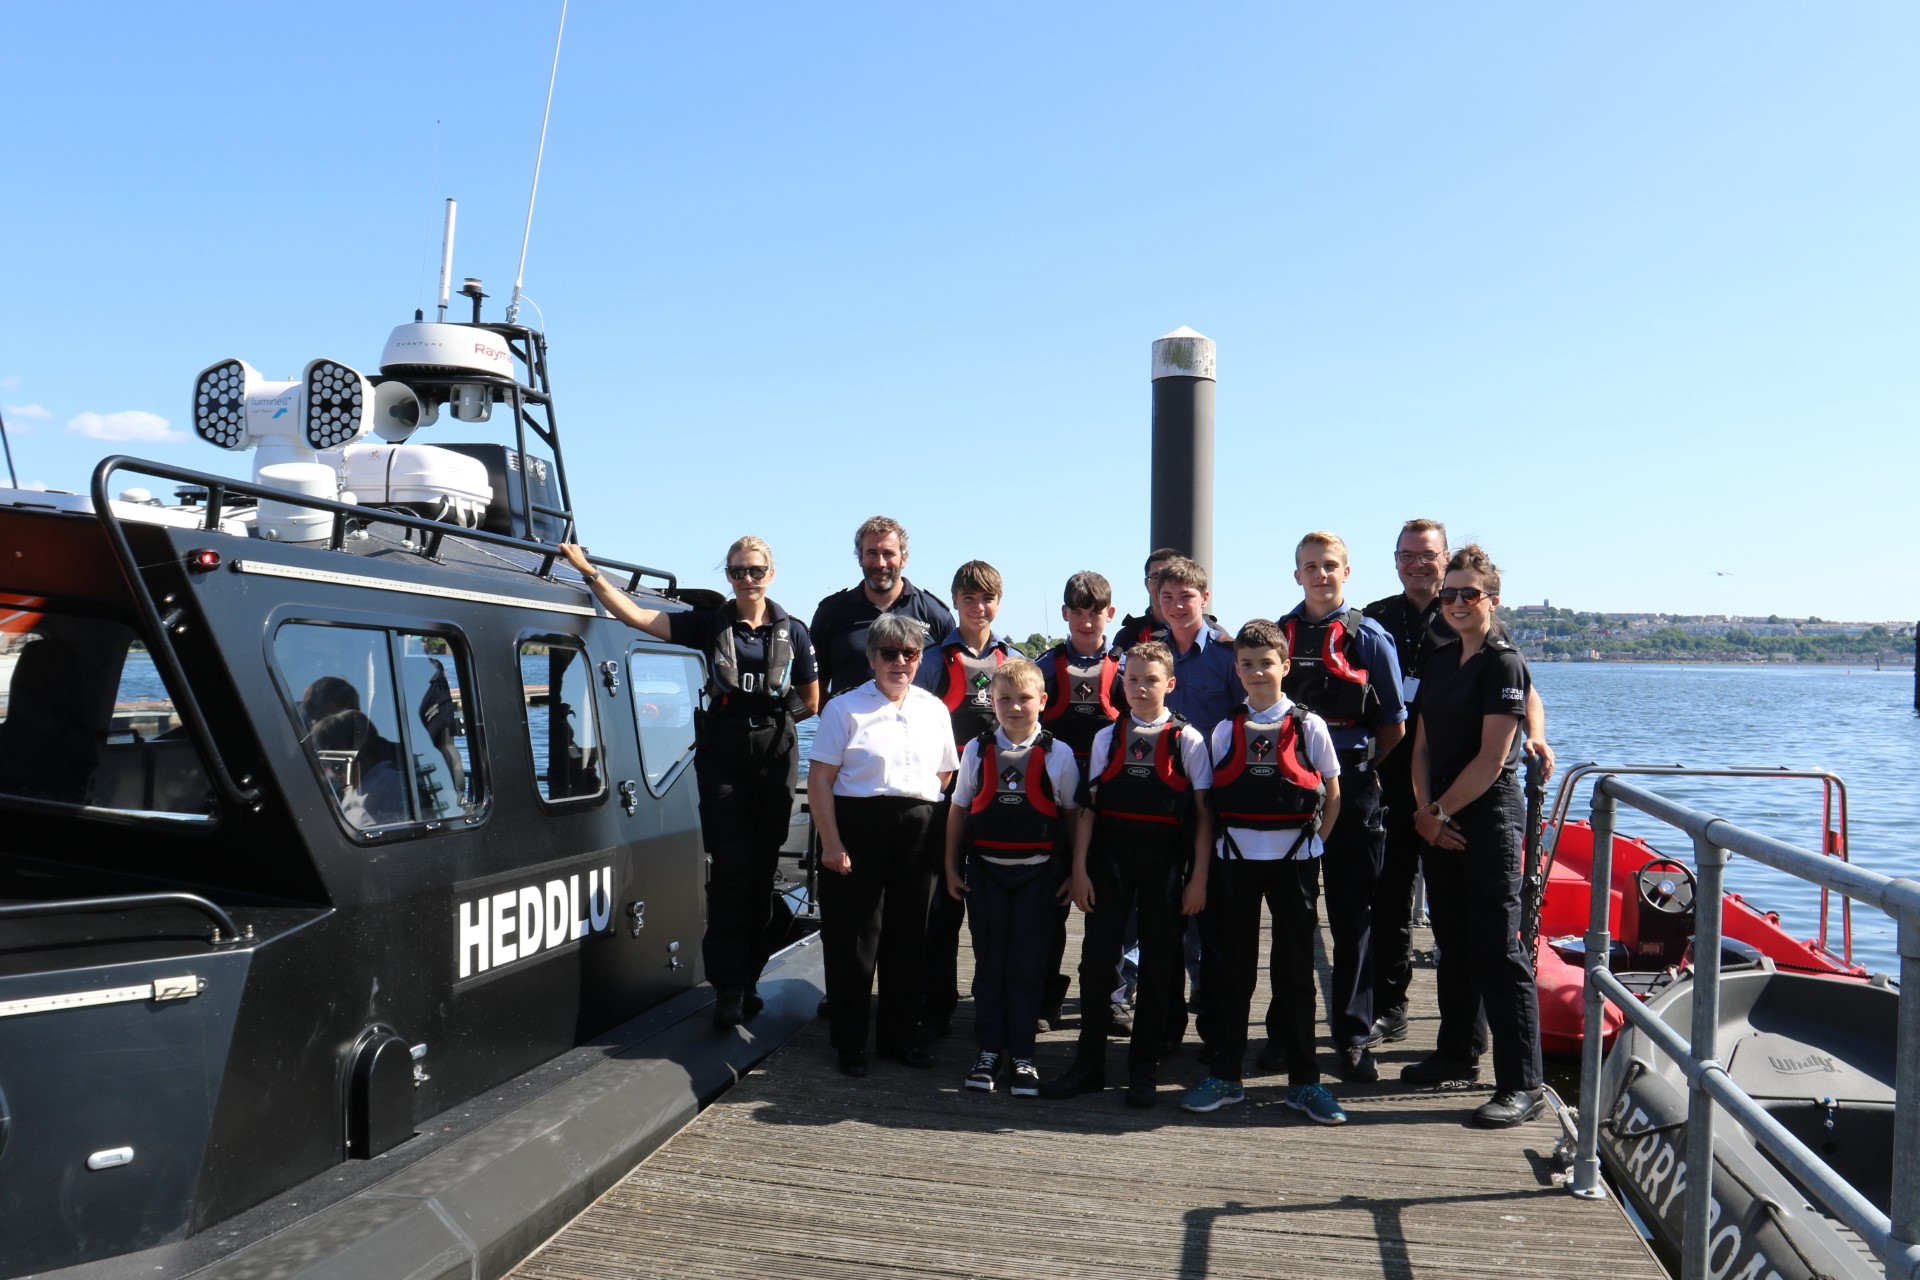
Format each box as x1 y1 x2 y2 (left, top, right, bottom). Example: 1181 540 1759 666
713 988 745 1029
742 989 766 1018
1253 1041 1287 1075
816 997 831 1019
919 1015 954 1041
1337 1045 1379 1083
1473 1088 1547 1128
877 1044 934 1068
1126 1072 1157 1109
1039 1062 1107 1098
838 1051 869 1077
1106 1002 1134 1037
1368 1008 1409 1045
1400 1053 1481 1086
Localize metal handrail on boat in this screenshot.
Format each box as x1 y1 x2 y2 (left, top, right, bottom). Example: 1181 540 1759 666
81 454 681 815
1565 773 1920 1280
1541 762 1854 965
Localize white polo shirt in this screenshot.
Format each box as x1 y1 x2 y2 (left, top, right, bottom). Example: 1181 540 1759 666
1207 695 1341 860
809 681 959 803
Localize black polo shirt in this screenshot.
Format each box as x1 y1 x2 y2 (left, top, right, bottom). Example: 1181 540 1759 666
665 602 818 718
809 578 955 697
1416 632 1531 790
1363 593 1451 709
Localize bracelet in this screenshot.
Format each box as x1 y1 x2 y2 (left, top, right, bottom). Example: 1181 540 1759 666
582 570 601 585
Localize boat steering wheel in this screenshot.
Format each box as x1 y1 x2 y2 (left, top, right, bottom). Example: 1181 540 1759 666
1633 857 1696 915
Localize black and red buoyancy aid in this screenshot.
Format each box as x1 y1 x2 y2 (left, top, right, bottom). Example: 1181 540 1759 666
1281 606 1378 732
1093 713 1193 825
1210 704 1326 834
965 730 1063 856
934 642 1007 744
1040 644 1121 758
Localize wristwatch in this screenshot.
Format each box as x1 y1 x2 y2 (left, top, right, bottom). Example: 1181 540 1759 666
582 569 601 585
1428 802 1449 825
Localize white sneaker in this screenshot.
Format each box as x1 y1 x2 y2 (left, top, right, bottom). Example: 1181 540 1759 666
965 1051 1002 1091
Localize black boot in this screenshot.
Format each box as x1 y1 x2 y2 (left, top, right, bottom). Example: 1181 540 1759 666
713 987 746 1029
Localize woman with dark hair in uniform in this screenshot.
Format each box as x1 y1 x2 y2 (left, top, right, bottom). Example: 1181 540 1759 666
1406 543 1545 1128
560 535 820 1028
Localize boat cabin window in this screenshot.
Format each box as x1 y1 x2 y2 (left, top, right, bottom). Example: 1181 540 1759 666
627 648 702 794
0 597 216 821
273 623 483 831
519 638 605 804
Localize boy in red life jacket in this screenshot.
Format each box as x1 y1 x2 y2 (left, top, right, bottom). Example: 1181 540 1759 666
1182 619 1349 1123
913 560 1021 1037
942 659 1081 1096
1040 640 1213 1108
1035 570 1127 1029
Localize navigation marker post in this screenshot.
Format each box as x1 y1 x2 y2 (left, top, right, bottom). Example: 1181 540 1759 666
1150 326 1216 576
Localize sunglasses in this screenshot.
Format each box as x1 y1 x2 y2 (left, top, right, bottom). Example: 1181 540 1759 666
876 646 921 663
1395 551 1443 565
725 565 769 581
1438 586 1491 604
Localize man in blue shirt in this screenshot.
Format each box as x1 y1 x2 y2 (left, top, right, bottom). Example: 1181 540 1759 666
1147 556 1243 736
1272 531 1407 1083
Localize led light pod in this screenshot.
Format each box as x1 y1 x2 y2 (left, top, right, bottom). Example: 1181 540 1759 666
192 358 261 450
301 359 374 450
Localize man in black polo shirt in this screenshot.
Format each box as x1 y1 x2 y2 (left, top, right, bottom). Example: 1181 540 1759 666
810 515 955 699
1364 518 1554 1055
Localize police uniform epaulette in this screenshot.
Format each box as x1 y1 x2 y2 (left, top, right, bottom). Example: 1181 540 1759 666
1487 634 1518 653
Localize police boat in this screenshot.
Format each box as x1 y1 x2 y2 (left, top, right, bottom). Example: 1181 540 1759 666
0 284 818 1277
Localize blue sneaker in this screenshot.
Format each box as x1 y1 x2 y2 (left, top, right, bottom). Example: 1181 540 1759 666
1180 1075 1245 1113
1284 1082 1348 1125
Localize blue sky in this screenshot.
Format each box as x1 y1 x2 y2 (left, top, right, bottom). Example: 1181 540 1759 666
4 3 1915 639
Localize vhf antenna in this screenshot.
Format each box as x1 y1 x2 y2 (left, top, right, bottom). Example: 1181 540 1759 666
507 0 569 326
437 198 458 321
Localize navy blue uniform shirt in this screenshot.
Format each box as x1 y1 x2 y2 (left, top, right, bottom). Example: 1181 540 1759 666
809 578 955 697
665 604 818 717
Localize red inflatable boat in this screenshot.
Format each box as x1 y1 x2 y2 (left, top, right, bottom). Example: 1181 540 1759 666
1528 768 1869 1059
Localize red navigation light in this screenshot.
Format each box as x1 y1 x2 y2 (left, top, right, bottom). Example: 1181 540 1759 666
187 549 222 573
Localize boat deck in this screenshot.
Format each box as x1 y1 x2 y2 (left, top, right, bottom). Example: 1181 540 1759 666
510 913 1664 1280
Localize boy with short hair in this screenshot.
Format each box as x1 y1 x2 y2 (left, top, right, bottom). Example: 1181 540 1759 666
1183 620 1348 1123
943 660 1080 1096
1041 641 1213 1108
1034 571 1127 1028
1113 547 1182 650
915 560 1022 1034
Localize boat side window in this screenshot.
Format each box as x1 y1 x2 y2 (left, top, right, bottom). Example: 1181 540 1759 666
0 597 216 821
520 638 605 804
273 622 485 831
628 648 702 794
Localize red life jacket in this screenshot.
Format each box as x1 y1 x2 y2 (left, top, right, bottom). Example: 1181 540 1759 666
1281 606 1377 731
1093 713 1193 825
1210 704 1326 835
965 731 1062 856
934 642 1007 745
1040 644 1121 758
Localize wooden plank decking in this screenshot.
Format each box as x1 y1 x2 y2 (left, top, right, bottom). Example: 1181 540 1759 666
510 916 1664 1280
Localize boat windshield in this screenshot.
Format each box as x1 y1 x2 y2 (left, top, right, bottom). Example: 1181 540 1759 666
0 597 216 822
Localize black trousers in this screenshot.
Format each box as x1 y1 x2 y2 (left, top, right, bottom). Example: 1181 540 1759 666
696 716 797 992
922 797 966 1019
966 859 1057 1059
819 795 939 1054
1423 772 1543 1091
1207 854 1322 1086
1074 828 1187 1074
1266 770 1383 1051
1373 771 1421 1018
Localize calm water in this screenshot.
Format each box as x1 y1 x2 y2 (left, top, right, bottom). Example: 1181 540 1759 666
1529 663 1917 974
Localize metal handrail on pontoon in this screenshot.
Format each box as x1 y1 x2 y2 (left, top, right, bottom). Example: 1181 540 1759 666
1564 772 1919 1280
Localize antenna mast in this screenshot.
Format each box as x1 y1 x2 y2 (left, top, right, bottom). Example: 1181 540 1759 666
507 0 569 326
437 198 458 321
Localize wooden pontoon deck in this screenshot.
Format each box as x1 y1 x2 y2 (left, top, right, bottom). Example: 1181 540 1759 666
511 915 1664 1280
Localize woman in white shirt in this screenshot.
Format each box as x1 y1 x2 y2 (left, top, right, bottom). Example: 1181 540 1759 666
806 614 959 1076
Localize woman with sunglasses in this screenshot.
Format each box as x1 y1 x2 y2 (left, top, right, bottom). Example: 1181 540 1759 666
1406 544 1545 1128
559 536 820 1028
805 613 960 1076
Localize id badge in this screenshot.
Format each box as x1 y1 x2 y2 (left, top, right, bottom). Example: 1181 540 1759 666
1401 676 1421 704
